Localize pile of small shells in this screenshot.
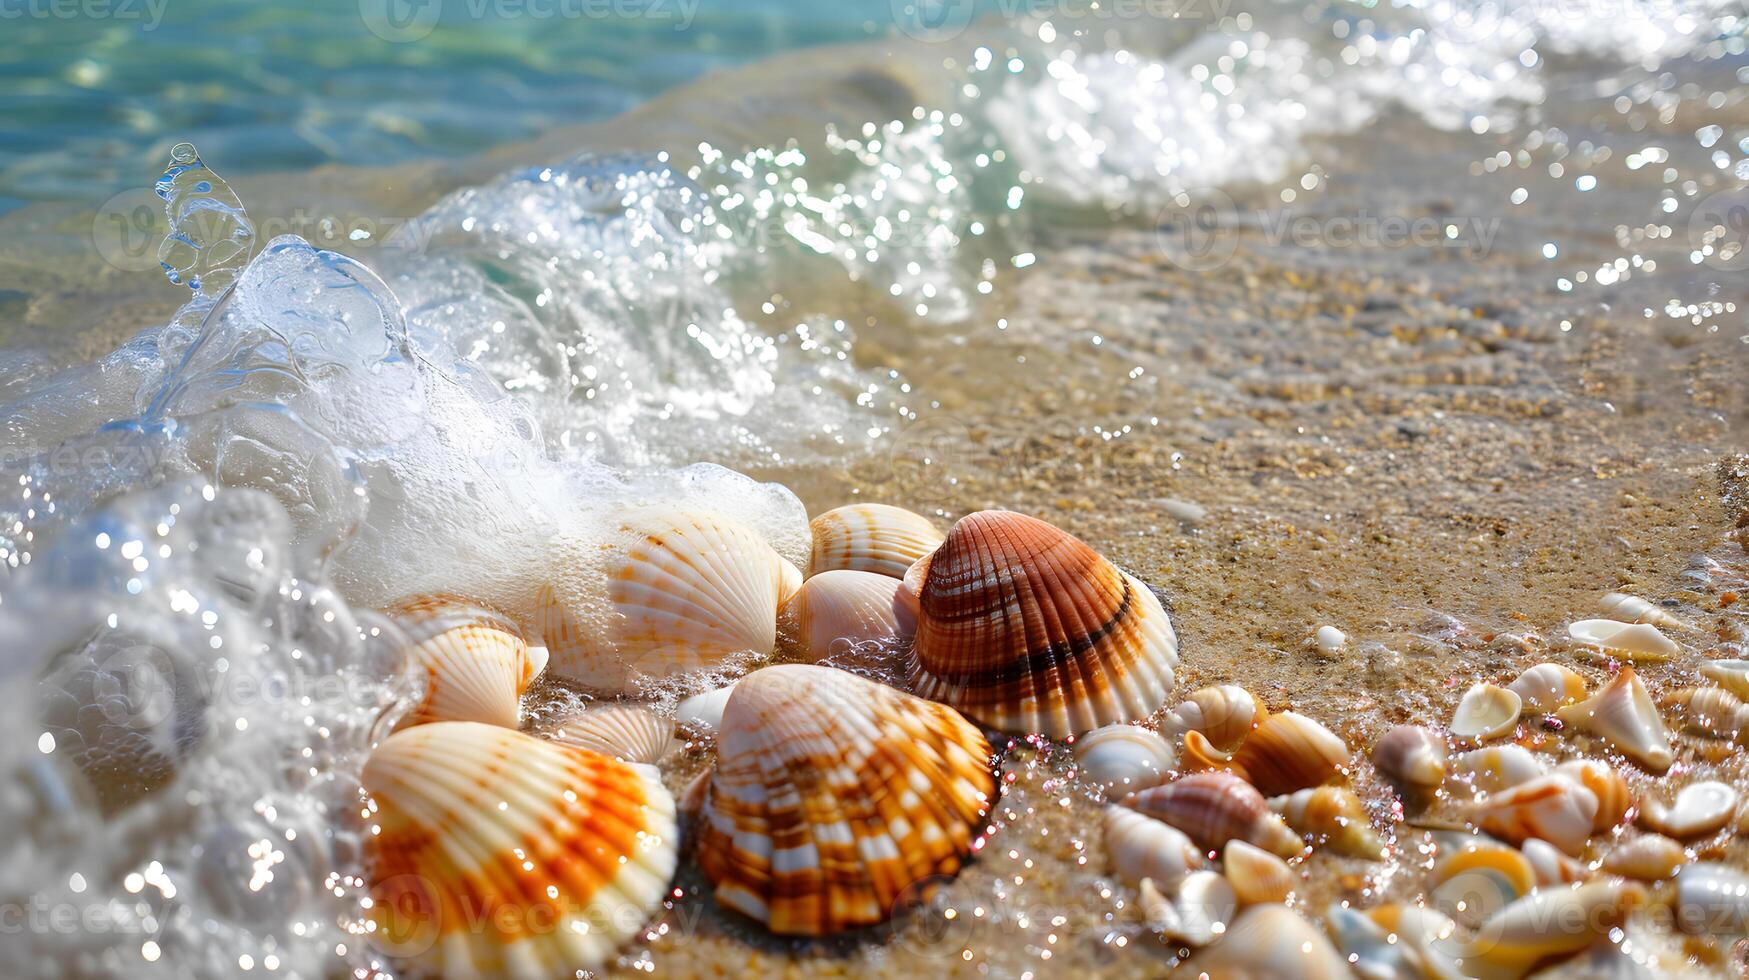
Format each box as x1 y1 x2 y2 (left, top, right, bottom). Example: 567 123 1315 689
353 501 1749 978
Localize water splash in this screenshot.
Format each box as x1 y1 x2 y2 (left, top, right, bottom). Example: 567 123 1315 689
154 143 255 297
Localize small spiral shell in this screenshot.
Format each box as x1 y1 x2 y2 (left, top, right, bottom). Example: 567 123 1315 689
1160 685 1262 751
1229 711 1350 797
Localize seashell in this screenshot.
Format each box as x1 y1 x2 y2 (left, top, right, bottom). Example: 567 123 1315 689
1223 839 1294 905
1554 665 1673 773
549 704 675 765
776 569 910 663
901 510 1178 738
537 509 798 694
1451 683 1522 743
695 664 995 935
1567 619 1678 662
1075 724 1176 791
1125 772 1303 858
1190 904 1350 979
384 594 542 730
1700 659 1749 700
1637 780 1739 840
1229 711 1350 797
1450 744 1546 793
1472 774 1598 856
1661 686 1748 739
1159 684 1261 750
1136 877 1174 932
1103 805 1208 887
1313 624 1347 656
1553 759 1632 832
1270 786 1385 860
675 681 737 733
1601 834 1686 881
1328 903 1465 980
1599 592 1689 630
1179 729 1239 773
362 722 677 978
1162 870 1237 946
1520 837 1584 886
1505 662 1587 713
808 503 944 579
1461 878 1646 980
1673 863 1749 935
1430 842 1535 925
1372 724 1448 794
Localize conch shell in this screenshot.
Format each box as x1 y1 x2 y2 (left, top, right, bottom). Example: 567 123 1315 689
1461 878 1646 980
1180 729 1239 774
1661 686 1748 740
1075 723 1176 791
1700 659 1749 700
1450 745 1546 793
1269 786 1385 860
1552 758 1631 832
694 665 996 935
902 510 1178 738
1229 711 1350 797
1371 724 1448 794
808 503 943 578
1125 772 1303 859
1160 684 1261 750
1554 665 1673 773
384 594 544 730
1599 591 1688 630
1102 805 1207 887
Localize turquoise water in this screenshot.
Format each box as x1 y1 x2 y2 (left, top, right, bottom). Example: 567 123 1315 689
0 0 904 213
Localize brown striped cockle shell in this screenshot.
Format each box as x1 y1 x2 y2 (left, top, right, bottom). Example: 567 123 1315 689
1269 786 1385 860
1102 805 1208 887
1555 665 1673 773
1229 711 1350 797
1160 685 1262 751
549 704 676 766
384 594 544 730
1371 724 1447 794
1125 772 1303 859
695 665 996 935
808 503 943 578
1472 773 1599 856
362 722 677 979
901 511 1178 738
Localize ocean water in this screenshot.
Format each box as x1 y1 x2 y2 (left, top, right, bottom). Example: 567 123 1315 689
0 0 1747 976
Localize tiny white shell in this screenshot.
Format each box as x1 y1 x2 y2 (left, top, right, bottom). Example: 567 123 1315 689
1637 781 1740 840
1567 619 1678 662
1451 683 1522 743
1313 625 1346 656
1102 805 1208 888
1159 685 1260 750
1076 724 1176 791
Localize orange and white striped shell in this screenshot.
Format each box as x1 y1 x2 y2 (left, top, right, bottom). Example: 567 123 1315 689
1269 786 1385 860
695 664 996 935
808 503 944 578
1125 772 1303 858
776 569 912 663
384 594 544 730
536 508 801 694
1471 773 1598 856
1160 684 1261 751
900 510 1178 738
362 722 677 979
1229 711 1350 797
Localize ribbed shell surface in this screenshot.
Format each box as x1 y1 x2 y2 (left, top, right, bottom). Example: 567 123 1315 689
903 511 1178 737
695 664 996 936
362 722 677 980
778 569 909 662
808 504 944 578
385 594 541 730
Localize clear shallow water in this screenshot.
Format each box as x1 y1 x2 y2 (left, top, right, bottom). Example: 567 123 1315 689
0 0 1747 976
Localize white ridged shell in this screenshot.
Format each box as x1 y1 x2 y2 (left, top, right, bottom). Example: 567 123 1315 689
1555 665 1673 773
1472 774 1598 856
1505 662 1587 712
549 704 675 765
385 595 542 730
1159 685 1260 750
1599 592 1688 630
1076 724 1176 791
1102 805 1208 887
1567 619 1678 661
1451 683 1522 743
1700 659 1749 700
808 503 943 578
777 569 910 663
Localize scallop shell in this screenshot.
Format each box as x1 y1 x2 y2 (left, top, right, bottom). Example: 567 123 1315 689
1462 878 1646 980
1371 724 1448 794
1637 780 1739 840
1450 744 1546 793
549 704 675 765
1270 786 1385 860
1505 662 1587 713
1567 619 1678 662
675 681 737 733
695 664 996 935
777 569 910 663
1328 903 1465 980
1601 834 1686 881
1553 759 1632 832
1075 724 1176 791
1153 870 1237 946
1600 591 1689 630
1223 839 1294 905
537 509 798 694
1554 665 1673 773
1103 805 1208 887
1673 863 1749 934
901 510 1178 738
1159 684 1261 751
808 503 944 578
1700 659 1749 700
1520 837 1584 886
1189 905 1350 979
1180 729 1239 774
1472 774 1598 856
362 722 677 978
1661 686 1748 739
1429 842 1536 926
384 594 543 730
1229 711 1350 797
1451 683 1522 743
1125 772 1303 858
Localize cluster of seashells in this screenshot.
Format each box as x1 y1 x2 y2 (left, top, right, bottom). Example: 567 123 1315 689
356 503 1186 977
